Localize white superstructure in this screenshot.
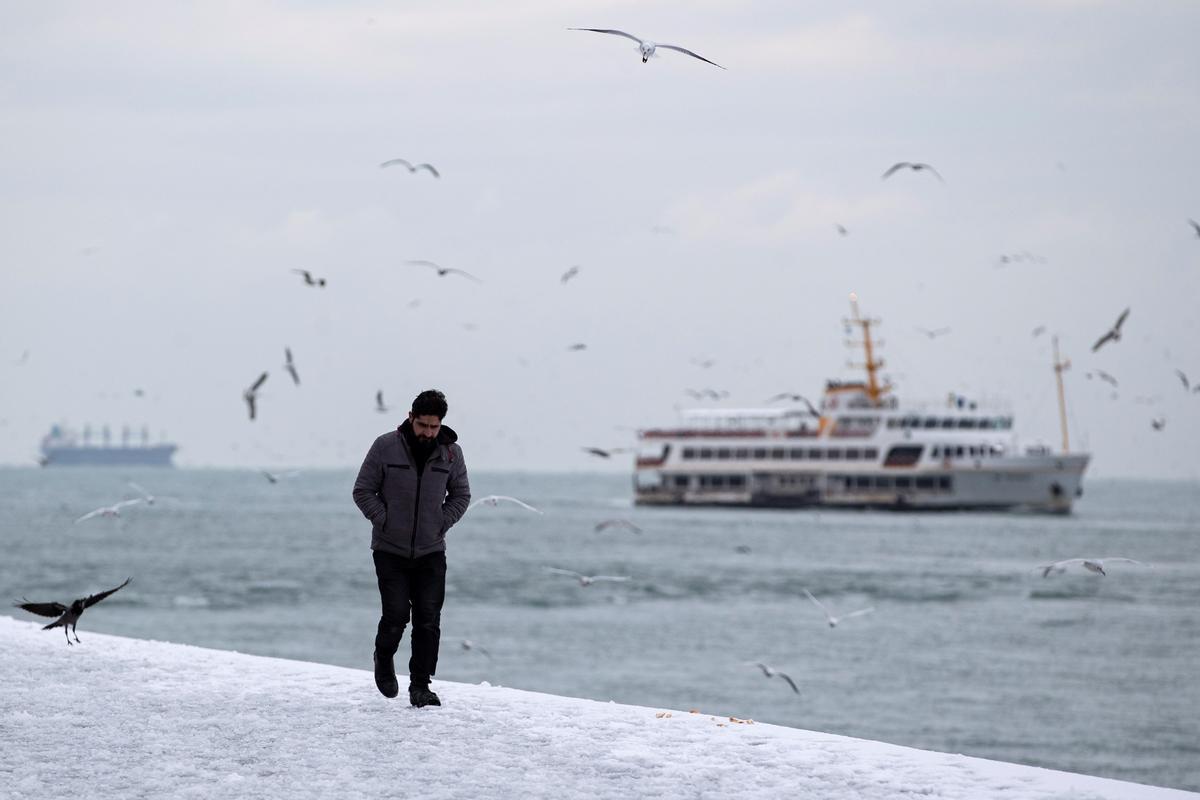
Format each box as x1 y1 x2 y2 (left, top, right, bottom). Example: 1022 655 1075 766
634 297 1089 513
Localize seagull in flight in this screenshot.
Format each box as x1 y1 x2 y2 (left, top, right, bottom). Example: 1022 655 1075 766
406 260 482 283
284 347 300 386
291 269 327 287
882 162 943 182
1086 370 1119 388
546 567 631 587
803 589 874 628
581 446 630 459
380 158 440 178
1188 219 1200 239
915 327 951 340
461 639 493 661
1175 370 1190 391
561 265 581 284
261 469 300 484
594 518 643 535
1151 417 1166 431
1091 307 1130 352
14 578 131 645
1039 557 1148 577
568 28 725 69
748 662 800 694
75 498 143 524
243 371 268 421
375 390 389 414
835 224 848 237
127 481 157 506
765 393 820 416
567 343 588 351
1032 325 1047 338
468 495 543 514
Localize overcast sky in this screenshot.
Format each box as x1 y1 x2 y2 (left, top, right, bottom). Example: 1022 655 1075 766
2 1 1198 478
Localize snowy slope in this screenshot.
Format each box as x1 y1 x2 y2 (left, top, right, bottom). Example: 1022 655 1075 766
1 616 1192 800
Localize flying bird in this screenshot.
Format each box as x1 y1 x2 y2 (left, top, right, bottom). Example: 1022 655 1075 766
1151 417 1166 431
1039 557 1148 578
1188 219 1200 238
291 269 327 287
802 589 874 629
261 469 300 484
127 482 156 506
594 518 643 535
546 567 631 587
406 260 482 283
468 495 543 514
561 266 581 284
916 327 951 340
1032 325 1047 338
1175 370 1190 391
764 393 820 416
582 447 630 459
748 662 800 694
1091 307 1130 352
835 224 848 237
380 158 440 178
74 498 143 524
881 162 944 182
567 343 588 351
14 578 131 645
461 639 492 661
1086 370 1119 388
284 348 300 386
568 28 725 69
243 371 268 421
375 390 389 414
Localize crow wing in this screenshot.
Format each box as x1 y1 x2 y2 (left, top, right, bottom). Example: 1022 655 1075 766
15 600 68 617
84 578 131 609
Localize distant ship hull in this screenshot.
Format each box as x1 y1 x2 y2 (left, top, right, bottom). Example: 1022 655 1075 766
42 445 177 467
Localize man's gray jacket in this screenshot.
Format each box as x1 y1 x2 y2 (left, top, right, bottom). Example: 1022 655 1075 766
352 423 471 558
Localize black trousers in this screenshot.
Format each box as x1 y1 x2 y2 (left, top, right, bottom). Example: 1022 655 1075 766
373 549 447 688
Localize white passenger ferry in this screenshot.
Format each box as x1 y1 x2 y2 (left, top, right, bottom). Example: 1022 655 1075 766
634 295 1090 513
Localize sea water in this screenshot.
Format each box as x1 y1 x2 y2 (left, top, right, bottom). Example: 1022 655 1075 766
2 468 1197 790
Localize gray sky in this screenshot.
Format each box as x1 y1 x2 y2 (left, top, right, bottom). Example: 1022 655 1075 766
2 1 1198 478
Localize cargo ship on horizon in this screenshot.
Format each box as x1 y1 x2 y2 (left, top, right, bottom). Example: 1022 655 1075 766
40 424 177 467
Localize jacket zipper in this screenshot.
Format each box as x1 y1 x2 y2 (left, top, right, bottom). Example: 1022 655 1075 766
410 471 422 558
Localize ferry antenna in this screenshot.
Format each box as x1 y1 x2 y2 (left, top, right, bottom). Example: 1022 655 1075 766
1052 335 1071 453
842 292 888 406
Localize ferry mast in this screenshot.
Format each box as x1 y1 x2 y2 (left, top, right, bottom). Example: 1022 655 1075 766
1052 335 1071 453
843 292 890 406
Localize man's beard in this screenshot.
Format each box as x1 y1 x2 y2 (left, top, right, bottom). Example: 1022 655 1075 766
413 434 437 454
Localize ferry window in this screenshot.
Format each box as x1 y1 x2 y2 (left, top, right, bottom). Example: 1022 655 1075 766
827 448 842 460
753 448 767 459
673 475 689 488
730 475 746 488
683 448 696 460
968 446 978 457
938 476 952 491
887 419 898 429
907 417 921 428
895 476 912 489
855 476 871 489
883 445 923 467
957 418 975 429
874 476 892 489
716 448 731 460
735 448 749 459
864 448 879 459
712 475 726 488
771 448 785 460
808 449 824 460
932 446 941 457
845 448 860 460
955 446 965 458
1000 417 1013 430
916 476 935 490
979 418 994 430
789 448 805 459
940 418 955 429
699 448 714 460
923 417 938 429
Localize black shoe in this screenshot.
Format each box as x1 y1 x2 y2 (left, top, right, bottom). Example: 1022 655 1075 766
409 686 441 707
374 650 399 698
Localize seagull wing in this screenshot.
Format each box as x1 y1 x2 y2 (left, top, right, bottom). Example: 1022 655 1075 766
74 507 107 523
546 567 584 579
1113 307 1130 332
583 447 611 458
261 470 278 483
286 364 300 385
568 28 644 45
15 599 69 617
802 589 834 623
1091 330 1116 352
495 496 542 513
1190 219 1200 236
445 268 483 283
380 158 414 170
656 43 726 70
777 671 801 694
1100 557 1148 567
1175 370 1189 390
290 269 312 278
83 578 131 609
916 163 945 182
415 163 440 178
881 162 911 180
250 372 269 392
843 607 875 620
113 499 143 511
1039 558 1085 577
406 259 441 271
127 481 152 501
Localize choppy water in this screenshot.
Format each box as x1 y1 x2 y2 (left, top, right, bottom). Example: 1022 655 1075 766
2 468 1198 790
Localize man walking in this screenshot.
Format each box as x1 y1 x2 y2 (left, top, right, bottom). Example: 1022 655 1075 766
353 389 471 707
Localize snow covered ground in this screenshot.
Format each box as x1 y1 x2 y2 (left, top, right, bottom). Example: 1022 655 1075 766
1 616 1193 800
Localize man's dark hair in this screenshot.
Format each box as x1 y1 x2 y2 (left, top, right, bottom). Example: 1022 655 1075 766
411 389 448 419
